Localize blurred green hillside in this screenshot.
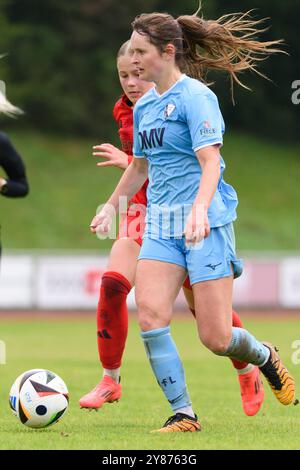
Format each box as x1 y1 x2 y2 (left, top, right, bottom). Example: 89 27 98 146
1 130 299 252
1 1 299 253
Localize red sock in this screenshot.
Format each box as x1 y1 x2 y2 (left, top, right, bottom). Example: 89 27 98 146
97 271 131 370
232 309 244 328
230 309 248 370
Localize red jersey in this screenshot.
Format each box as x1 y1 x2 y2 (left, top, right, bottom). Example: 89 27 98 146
113 94 148 207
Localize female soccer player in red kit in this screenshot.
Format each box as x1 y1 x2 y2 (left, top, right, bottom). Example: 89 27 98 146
79 41 264 416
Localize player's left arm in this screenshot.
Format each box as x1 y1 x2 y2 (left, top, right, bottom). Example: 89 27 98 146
183 91 223 245
183 145 221 245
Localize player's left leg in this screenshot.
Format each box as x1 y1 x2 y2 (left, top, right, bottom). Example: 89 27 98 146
182 280 264 416
187 223 295 408
192 275 295 407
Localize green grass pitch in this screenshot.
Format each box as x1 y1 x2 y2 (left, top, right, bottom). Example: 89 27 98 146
0 314 299 450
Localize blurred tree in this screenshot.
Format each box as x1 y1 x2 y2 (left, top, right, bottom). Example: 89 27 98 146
209 0 300 142
0 0 298 142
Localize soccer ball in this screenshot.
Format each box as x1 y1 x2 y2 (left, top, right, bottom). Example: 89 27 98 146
9 369 69 428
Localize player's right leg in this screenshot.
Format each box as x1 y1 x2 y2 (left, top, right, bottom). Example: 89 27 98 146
79 237 140 409
136 240 201 433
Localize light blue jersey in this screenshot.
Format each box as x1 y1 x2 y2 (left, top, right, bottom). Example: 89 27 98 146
133 74 238 238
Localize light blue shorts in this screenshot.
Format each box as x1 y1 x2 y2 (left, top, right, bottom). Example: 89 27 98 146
138 223 243 285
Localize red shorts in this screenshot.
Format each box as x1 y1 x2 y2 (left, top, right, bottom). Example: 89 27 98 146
117 204 146 247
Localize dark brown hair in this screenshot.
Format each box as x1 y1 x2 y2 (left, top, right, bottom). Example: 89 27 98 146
132 8 285 96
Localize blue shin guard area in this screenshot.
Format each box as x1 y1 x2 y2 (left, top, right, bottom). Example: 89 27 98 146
222 327 270 366
141 327 191 411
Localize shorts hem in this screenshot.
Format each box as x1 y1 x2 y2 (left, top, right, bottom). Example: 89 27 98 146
138 254 186 270
190 258 243 285
189 270 233 285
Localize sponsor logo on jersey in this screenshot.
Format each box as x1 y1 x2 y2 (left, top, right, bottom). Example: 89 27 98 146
200 120 216 136
139 128 165 150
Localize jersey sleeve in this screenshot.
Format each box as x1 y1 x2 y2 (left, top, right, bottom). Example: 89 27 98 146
132 107 145 158
185 92 224 152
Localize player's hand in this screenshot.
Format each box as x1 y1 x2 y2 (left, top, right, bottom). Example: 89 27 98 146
90 206 114 235
183 204 210 247
93 143 128 170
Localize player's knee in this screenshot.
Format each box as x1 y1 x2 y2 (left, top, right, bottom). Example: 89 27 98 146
138 305 159 331
101 272 131 298
199 330 231 355
137 299 162 331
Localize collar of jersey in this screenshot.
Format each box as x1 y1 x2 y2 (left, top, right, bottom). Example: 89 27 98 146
153 74 187 99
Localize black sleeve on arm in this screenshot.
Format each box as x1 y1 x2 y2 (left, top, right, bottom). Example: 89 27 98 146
0 132 29 198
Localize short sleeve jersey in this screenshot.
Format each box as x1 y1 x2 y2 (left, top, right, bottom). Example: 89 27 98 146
133 75 238 237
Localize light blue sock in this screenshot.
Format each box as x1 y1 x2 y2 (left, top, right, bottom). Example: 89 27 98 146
220 327 270 366
141 327 191 412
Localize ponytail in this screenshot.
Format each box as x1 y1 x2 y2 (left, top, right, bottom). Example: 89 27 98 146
132 8 285 98
177 10 285 92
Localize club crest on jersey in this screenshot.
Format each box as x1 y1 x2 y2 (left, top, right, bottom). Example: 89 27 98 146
164 103 176 119
200 120 216 136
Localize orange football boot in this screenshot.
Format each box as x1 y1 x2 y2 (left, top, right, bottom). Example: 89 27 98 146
238 366 264 416
79 376 122 410
260 342 295 405
151 413 201 433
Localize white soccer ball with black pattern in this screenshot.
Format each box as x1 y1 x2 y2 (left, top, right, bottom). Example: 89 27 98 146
9 369 69 428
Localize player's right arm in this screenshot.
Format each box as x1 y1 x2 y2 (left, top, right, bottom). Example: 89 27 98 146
90 156 148 234
91 103 146 234
92 143 129 170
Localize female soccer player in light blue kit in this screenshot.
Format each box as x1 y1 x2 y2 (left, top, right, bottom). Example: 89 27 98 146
91 9 296 432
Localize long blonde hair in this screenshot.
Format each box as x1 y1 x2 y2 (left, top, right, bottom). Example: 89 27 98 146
0 80 23 117
132 7 285 98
